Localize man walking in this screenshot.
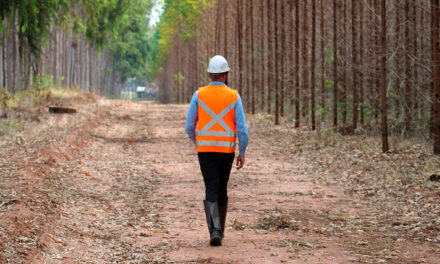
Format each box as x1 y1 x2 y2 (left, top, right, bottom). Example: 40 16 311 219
185 55 249 246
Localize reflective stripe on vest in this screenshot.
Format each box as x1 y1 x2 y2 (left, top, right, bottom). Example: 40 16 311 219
196 141 236 148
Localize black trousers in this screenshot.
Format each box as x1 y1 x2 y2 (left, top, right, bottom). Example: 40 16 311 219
197 152 235 206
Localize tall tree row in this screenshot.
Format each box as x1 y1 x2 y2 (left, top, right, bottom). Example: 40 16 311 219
155 0 440 153
1 0 154 97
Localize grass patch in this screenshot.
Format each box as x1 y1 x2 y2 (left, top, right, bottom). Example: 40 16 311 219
3 75 84 108
48 85 83 99
0 120 24 133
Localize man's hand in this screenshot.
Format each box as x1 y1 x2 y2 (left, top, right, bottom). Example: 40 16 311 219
236 156 245 170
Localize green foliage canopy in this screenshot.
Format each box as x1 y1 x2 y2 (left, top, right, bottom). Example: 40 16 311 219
107 0 154 83
0 0 69 54
147 0 211 80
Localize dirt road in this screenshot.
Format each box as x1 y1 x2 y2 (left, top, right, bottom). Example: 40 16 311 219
1 98 438 263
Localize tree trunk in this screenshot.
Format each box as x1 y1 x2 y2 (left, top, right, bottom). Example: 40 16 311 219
238 0 243 98
420 0 427 119
274 0 280 125
245 0 250 112
177 40 181 103
359 0 365 125
215 1 221 54
289 0 295 114
395 0 402 119
333 0 338 128
260 0 265 111
380 0 389 152
352 0 358 129
251 0 256 114
311 0 316 130
7 24 13 93
267 0 272 114
412 2 419 116
341 0 347 124
2 30 6 89
223 0 228 58
302 0 309 119
367 0 374 124
65 32 71 88
432 0 440 154
280 1 286 118
404 0 412 134
375 0 381 121
295 0 300 127
0 32 3 88
320 0 325 117
12 14 19 93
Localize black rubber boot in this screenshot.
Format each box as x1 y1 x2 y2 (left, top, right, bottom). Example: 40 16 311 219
203 200 222 246
218 200 228 239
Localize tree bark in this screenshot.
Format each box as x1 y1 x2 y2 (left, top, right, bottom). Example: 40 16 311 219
260 0 265 111
295 0 300 127
267 0 272 114
302 0 309 119
274 0 280 125
341 0 347 124
380 0 389 152
375 0 381 121
395 0 402 119
280 1 286 118
432 0 440 154
0 33 3 88
12 14 19 93
289 0 295 113
352 0 358 129
223 0 228 58
215 1 221 54
245 0 251 112
405 0 412 133
320 0 325 116
176 39 181 103
251 0 256 114
359 0 365 125
238 0 243 97
311 0 316 130
412 2 419 115
2 30 6 89
333 0 338 128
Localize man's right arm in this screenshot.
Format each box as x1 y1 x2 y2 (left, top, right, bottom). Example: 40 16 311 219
185 92 198 144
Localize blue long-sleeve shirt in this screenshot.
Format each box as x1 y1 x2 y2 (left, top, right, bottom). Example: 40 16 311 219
185 81 249 156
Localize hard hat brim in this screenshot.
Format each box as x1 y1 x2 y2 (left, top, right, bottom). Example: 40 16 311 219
207 69 230 74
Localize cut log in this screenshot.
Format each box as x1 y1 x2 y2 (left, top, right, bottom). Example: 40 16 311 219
48 107 77 114
429 174 440 182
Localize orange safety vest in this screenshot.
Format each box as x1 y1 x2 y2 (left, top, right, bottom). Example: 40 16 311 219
196 84 238 153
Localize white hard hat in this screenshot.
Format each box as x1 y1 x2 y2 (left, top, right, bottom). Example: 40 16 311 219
207 55 230 73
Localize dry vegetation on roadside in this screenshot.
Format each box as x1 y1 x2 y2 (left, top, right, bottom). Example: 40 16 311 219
251 114 440 259
0 91 99 263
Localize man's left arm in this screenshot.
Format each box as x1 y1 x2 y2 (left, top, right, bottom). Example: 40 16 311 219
235 94 249 157
185 92 198 144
